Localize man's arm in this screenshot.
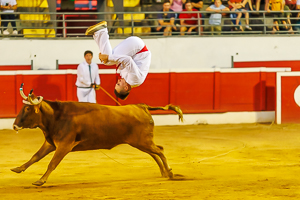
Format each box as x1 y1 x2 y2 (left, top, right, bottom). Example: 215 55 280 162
280 0 284 12
206 6 221 12
180 19 186 25
158 19 173 26
99 53 109 64
267 0 271 12
192 1 203 9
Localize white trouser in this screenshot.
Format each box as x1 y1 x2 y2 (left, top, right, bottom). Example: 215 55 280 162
93 28 112 55
77 88 96 103
93 28 144 70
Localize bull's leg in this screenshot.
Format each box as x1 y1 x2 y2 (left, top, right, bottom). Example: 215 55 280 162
131 143 173 179
32 144 73 186
11 140 56 173
149 153 168 177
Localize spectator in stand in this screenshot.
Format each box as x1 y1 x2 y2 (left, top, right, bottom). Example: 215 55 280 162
76 50 101 103
179 1 201 35
0 0 18 35
157 0 177 36
285 0 297 10
228 0 252 31
296 3 300 32
206 0 230 35
282 2 294 33
267 0 290 33
170 0 186 18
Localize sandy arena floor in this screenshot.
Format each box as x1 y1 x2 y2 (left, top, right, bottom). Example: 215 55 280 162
0 123 300 200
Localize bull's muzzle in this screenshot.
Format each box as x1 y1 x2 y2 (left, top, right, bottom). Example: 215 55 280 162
13 124 22 131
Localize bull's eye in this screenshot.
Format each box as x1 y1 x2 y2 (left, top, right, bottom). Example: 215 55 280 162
25 107 30 112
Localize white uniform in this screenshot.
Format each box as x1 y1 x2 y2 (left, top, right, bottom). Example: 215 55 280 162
93 28 151 87
76 61 100 103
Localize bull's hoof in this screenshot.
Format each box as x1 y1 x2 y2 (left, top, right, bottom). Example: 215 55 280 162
32 180 45 186
11 167 24 173
162 173 168 178
168 170 174 179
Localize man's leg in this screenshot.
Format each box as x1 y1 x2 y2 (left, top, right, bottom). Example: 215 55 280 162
2 14 9 29
216 26 222 35
93 28 112 55
77 88 89 102
87 89 96 103
9 14 17 30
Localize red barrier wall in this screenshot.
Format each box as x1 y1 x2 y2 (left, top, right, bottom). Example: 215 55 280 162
234 61 300 71
0 65 31 71
0 68 287 118
276 73 300 124
59 64 117 70
280 76 300 123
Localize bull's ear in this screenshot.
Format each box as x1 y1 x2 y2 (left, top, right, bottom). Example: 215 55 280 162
34 105 40 114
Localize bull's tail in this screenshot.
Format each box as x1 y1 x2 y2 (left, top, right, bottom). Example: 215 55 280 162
143 104 184 122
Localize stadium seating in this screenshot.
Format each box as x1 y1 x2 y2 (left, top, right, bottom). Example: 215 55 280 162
18 0 55 37
107 0 140 7
112 13 151 36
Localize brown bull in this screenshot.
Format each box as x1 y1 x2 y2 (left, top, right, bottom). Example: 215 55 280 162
12 84 183 186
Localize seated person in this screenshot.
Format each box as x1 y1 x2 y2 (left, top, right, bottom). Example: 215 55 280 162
283 2 294 33
206 0 230 35
179 1 201 35
170 0 186 24
267 0 290 32
157 0 177 36
228 0 252 31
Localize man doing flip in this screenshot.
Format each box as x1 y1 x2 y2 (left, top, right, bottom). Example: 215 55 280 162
85 21 151 100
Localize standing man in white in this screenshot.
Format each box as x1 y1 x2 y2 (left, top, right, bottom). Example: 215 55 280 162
0 0 18 35
76 50 101 103
85 21 151 100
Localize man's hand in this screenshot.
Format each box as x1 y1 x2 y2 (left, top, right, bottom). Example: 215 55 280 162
99 53 109 64
91 83 96 88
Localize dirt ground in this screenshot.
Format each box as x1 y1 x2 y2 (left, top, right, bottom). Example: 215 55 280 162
0 123 300 200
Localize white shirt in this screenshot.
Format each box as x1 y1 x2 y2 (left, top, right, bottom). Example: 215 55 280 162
108 36 151 87
1 0 17 13
76 61 100 87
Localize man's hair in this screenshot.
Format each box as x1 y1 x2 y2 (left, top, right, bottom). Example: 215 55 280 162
84 50 93 56
163 0 170 4
114 89 130 100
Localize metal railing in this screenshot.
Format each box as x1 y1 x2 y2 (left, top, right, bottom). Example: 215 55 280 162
0 10 299 39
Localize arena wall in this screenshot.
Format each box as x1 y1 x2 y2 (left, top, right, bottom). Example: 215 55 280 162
276 72 300 124
0 37 300 70
1 36 298 128
0 67 290 129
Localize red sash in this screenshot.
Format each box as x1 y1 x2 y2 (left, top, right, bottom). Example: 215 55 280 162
116 45 148 81
136 45 148 54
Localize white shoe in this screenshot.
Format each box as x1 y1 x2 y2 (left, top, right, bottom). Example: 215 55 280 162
12 30 18 35
3 30 9 35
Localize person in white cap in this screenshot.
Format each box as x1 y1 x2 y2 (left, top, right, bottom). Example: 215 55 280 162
85 21 151 100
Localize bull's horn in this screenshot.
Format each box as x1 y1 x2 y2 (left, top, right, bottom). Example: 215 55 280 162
19 83 28 100
28 89 43 105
